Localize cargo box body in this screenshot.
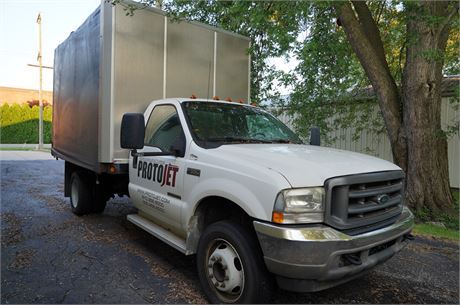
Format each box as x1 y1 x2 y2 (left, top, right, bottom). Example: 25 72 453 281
52 0 250 173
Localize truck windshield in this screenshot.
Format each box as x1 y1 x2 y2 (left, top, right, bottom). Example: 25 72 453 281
182 101 303 148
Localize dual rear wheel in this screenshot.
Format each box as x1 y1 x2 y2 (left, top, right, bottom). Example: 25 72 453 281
70 171 108 215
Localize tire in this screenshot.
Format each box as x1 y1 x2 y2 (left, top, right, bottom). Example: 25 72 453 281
196 220 273 304
69 172 93 215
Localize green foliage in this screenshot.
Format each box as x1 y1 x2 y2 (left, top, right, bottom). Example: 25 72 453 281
0 104 52 144
414 190 459 231
282 2 384 144
404 0 460 74
413 189 459 239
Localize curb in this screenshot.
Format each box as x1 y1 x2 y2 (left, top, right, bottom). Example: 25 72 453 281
0 144 52 149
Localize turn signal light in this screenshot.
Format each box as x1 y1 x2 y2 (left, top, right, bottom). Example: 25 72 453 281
272 212 284 224
109 165 117 174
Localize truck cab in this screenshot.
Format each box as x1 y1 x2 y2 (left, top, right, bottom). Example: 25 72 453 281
112 97 415 303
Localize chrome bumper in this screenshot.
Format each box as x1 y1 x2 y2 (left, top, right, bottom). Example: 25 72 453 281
253 207 414 292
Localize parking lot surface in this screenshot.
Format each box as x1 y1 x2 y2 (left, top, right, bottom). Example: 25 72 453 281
1 151 459 303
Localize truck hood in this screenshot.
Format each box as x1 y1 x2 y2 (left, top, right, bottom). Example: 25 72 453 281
214 144 401 187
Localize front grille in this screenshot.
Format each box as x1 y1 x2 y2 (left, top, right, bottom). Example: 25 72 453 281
324 171 404 234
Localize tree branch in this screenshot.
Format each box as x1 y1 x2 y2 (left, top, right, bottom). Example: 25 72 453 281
335 1 407 169
351 1 387 67
436 1 459 41
376 1 385 24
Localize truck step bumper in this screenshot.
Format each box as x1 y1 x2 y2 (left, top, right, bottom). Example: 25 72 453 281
253 207 414 292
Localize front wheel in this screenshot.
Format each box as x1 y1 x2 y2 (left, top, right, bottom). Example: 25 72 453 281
196 221 273 303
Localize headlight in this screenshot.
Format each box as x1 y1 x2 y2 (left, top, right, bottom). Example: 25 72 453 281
272 187 325 224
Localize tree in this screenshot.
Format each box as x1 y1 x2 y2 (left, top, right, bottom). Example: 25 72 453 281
125 0 459 218
334 1 458 213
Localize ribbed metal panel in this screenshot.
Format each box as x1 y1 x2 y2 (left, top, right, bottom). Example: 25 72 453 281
275 97 459 188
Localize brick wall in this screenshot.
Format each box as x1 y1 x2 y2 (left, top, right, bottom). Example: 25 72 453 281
0 86 53 105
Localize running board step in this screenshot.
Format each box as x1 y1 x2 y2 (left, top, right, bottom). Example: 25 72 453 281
127 214 186 254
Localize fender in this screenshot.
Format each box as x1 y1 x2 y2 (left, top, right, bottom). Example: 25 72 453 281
182 176 288 254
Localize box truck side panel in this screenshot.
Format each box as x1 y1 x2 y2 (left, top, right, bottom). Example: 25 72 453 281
52 8 101 171
54 1 251 167
111 5 165 162
166 20 214 99
215 33 250 102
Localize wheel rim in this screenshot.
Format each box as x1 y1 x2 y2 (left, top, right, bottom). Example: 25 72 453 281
71 177 79 209
205 238 244 303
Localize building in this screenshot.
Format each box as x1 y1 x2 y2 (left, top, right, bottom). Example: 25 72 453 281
0 86 53 105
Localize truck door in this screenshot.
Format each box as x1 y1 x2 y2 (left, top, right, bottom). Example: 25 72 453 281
129 104 186 233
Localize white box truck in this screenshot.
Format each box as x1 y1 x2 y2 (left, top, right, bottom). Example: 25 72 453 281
53 1 414 303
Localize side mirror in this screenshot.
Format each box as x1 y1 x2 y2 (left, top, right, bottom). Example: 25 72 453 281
170 132 186 157
121 113 145 150
309 126 320 146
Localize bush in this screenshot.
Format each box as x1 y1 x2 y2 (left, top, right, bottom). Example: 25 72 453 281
0 103 52 144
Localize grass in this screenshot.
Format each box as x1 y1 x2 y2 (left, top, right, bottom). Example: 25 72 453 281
413 223 459 240
412 189 459 241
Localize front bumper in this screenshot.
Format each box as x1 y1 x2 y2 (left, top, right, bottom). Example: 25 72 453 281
253 207 414 292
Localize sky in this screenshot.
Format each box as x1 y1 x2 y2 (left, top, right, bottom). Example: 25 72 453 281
0 0 101 91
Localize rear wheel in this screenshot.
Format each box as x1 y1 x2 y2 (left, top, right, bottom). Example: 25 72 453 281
70 172 92 215
196 220 273 303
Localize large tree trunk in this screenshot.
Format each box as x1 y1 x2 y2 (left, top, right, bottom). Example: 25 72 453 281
336 2 408 173
336 1 456 216
402 1 455 213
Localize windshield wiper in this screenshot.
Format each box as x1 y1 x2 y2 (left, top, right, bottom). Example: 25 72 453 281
206 137 272 144
269 139 292 143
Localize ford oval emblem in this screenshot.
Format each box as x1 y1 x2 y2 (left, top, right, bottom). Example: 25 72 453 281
377 194 390 204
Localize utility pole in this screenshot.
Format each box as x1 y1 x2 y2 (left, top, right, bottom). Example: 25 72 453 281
37 12 43 150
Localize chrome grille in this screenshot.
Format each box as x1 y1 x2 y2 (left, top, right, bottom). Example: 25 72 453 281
325 171 404 234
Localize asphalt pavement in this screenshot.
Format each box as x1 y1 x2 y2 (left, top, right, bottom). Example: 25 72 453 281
1 150 459 303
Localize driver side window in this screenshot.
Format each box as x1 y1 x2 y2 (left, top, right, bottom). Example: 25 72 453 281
144 105 184 152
